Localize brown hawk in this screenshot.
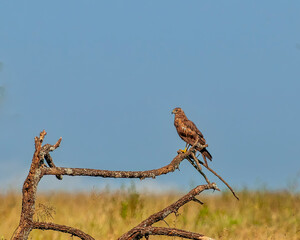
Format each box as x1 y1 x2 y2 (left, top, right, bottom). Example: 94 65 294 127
172 107 212 165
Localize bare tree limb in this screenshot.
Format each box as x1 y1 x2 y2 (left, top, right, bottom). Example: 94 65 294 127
139 183 219 227
42 147 197 179
186 152 239 201
32 222 95 240
193 152 239 200
40 138 63 180
186 155 210 184
119 183 219 240
44 152 63 180
203 164 239 200
128 226 215 240
12 131 62 240
12 130 236 240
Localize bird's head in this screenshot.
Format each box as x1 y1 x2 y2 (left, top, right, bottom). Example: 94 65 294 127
171 107 183 115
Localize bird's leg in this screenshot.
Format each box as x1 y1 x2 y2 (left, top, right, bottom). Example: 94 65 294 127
179 143 189 153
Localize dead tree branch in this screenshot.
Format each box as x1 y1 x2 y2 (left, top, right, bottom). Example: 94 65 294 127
42 148 195 179
32 222 95 240
12 131 62 240
188 152 239 200
12 130 237 240
202 162 239 200
119 183 219 240
127 227 214 240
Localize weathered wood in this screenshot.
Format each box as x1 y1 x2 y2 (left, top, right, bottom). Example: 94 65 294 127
12 130 236 240
33 222 95 240
13 131 50 239
118 183 219 240
129 227 215 240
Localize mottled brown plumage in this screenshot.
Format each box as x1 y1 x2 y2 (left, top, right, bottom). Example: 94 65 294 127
172 107 212 163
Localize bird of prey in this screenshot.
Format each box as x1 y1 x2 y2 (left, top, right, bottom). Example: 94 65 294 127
171 107 212 166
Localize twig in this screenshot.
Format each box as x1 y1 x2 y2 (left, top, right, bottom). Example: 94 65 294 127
189 153 210 184
202 163 239 200
192 197 204 205
40 138 63 180
186 152 239 200
44 153 63 180
162 219 170 228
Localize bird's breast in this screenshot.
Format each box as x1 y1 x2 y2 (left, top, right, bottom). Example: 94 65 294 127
181 126 187 132
174 119 188 136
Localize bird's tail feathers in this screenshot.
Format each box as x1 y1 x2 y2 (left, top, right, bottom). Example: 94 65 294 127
200 148 212 161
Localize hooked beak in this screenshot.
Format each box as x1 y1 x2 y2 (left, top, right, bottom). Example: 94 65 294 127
171 110 175 114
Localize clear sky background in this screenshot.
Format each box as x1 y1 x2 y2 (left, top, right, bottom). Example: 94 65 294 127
0 1 299 193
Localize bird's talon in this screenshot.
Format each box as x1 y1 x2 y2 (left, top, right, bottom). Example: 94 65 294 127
179 147 187 153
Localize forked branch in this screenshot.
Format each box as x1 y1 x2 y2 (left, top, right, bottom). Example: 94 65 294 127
119 183 219 240
188 152 239 200
12 130 236 240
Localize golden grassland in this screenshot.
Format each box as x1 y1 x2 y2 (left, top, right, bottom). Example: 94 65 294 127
1 188 299 240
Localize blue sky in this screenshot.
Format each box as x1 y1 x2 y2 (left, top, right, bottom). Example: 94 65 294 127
0 1 299 193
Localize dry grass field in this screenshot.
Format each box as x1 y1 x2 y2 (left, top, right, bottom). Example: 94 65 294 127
1 187 299 240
